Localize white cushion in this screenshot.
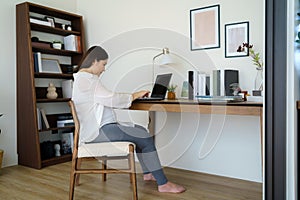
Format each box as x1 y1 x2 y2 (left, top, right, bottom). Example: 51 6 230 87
78 142 135 158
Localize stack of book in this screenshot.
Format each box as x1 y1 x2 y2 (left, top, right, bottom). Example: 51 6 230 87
30 17 51 26
33 52 42 73
64 34 82 52
188 71 210 99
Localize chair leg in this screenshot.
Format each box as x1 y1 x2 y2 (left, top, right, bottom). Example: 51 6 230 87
69 170 76 200
69 157 77 200
102 159 107 182
75 158 82 186
129 145 138 200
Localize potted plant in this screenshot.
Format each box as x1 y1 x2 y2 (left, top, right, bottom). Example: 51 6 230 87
52 40 63 49
237 43 263 96
167 84 177 100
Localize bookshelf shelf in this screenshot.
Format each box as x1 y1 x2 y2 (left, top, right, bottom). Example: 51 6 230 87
32 46 82 56
36 98 71 103
16 2 85 169
31 23 81 36
34 72 73 79
39 125 75 133
41 154 72 168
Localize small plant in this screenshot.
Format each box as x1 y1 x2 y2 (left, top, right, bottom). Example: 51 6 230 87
237 43 263 70
52 40 62 44
52 40 63 49
167 84 177 92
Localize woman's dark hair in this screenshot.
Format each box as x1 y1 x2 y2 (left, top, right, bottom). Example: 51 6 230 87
78 46 109 69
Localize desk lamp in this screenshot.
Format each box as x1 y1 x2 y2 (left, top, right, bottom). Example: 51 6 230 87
152 47 173 84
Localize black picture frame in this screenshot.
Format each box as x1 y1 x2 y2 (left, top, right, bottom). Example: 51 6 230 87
225 21 249 58
190 5 220 50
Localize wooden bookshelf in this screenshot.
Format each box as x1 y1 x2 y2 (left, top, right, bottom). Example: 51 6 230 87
16 2 85 169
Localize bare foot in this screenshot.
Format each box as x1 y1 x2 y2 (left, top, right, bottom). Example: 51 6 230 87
158 181 186 193
143 173 156 181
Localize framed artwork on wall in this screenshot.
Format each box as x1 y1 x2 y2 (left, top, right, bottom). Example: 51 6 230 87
190 5 220 50
225 21 249 58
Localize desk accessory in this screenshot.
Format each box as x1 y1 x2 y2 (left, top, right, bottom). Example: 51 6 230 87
152 47 173 85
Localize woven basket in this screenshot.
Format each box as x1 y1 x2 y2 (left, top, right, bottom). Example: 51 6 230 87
0 149 3 168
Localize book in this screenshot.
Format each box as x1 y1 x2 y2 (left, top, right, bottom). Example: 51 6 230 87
33 53 39 72
64 35 77 51
36 52 42 72
188 71 194 100
30 17 51 26
36 107 42 130
195 95 243 102
212 69 239 96
188 71 209 99
76 35 82 52
197 72 206 96
39 108 50 129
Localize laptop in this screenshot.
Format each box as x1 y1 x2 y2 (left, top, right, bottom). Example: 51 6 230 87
135 73 172 101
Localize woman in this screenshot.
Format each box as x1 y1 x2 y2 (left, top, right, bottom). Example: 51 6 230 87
72 46 185 193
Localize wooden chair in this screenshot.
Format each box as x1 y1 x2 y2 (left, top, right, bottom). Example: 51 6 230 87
68 100 138 200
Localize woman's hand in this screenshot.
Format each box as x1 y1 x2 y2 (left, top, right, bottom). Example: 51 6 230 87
132 90 150 100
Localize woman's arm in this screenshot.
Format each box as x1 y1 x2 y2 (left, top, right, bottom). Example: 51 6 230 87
131 90 150 100
94 82 149 108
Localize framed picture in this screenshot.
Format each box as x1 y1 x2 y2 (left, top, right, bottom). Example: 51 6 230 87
190 5 220 50
45 16 55 27
41 58 62 73
225 21 249 58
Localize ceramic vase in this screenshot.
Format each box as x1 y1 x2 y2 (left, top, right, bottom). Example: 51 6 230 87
254 69 263 91
46 83 58 99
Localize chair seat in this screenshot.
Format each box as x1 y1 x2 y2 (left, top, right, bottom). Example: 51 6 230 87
78 142 135 158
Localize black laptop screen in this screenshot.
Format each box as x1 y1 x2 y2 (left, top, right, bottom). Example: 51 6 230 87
151 73 172 98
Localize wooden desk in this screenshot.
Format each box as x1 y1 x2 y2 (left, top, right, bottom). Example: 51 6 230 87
130 99 263 167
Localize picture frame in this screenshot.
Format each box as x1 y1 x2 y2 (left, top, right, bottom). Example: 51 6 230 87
41 58 62 74
45 16 55 27
225 21 249 58
190 5 220 50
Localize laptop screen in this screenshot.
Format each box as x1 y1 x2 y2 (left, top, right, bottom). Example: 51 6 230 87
151 73 172 98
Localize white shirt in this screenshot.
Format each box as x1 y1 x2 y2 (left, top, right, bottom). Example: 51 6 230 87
72 72 133 144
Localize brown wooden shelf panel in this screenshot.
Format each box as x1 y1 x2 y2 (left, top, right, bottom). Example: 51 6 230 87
39 126 74 133
34 72 73 79
36 98 71 103
28 2 82 21
31 23 80 36
32 46 82 56
41 154 72 168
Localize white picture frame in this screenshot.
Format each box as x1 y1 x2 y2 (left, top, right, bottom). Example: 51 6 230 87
41 58 62 73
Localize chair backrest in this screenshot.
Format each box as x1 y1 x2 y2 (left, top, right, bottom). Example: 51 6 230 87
68 100 80 154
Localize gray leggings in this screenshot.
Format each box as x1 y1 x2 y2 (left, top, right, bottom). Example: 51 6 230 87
90 123 168 185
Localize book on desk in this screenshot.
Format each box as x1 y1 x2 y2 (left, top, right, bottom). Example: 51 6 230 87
195 95 244 102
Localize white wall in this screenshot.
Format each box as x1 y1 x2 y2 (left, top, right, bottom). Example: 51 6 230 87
77 0 264 182
0 0 264 182
0 0 77 167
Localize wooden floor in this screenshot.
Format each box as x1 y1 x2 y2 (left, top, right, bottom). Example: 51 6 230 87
0 161 262 200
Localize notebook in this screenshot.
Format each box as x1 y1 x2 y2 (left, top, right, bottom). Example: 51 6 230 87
135 73 172 101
